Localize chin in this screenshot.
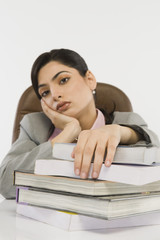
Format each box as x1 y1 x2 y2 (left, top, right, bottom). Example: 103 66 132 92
65 111 79 119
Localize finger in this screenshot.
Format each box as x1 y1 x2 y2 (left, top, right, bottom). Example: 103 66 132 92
79 137 97 179
41 99 46 110
92 141 106 179
41 99 51 115
41 100 60 123
105 138 119 167
41 99 52 108
74 130 90 177
71 146 76 159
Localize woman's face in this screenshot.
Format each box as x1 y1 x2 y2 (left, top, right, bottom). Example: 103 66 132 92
38 61 97 119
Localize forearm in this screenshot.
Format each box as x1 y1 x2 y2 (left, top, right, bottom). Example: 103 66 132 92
120 125 141 145
112 111 160 147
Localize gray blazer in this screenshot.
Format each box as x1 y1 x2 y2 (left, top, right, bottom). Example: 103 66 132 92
0 111 159 199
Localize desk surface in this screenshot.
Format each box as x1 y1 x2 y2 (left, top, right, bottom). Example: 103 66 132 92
1 195 160 240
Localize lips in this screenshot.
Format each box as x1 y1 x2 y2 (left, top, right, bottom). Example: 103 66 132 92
56 101 71 112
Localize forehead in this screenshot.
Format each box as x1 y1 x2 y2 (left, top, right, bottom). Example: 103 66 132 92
38 61 77 82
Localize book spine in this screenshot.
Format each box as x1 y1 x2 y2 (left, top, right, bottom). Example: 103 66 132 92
16 186 29 205
13 170 16 186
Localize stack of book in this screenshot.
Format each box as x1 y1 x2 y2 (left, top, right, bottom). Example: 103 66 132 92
15 143 160 231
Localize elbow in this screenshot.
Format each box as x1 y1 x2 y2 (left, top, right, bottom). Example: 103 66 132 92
0 170 16 199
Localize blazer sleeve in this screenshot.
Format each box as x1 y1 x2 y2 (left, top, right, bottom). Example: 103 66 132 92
0 114 53 199
112 111 160 147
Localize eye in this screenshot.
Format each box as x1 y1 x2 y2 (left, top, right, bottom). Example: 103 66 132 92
60 77 70 84
41 90 50 98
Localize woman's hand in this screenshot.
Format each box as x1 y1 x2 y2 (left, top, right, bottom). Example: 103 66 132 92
72 124 140 179
41 99 81 144
41 99 78 130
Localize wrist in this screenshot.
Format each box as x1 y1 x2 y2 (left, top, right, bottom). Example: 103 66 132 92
65 120 81 139
51 120 81 146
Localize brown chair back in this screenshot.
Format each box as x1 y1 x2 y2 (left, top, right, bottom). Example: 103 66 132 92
12 82 133 143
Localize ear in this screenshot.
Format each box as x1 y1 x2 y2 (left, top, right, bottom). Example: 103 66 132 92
85 70 97 90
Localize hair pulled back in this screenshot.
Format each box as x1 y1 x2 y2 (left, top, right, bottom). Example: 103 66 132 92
31 48 88 99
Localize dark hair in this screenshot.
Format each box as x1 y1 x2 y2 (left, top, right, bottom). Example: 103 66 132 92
31 48 88 99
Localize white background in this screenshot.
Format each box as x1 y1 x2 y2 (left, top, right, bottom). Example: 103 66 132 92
0 0 160 162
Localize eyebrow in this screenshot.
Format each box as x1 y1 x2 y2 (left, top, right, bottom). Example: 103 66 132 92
38 71 71 89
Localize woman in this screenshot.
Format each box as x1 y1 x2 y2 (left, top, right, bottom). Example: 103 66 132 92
0 48 159 199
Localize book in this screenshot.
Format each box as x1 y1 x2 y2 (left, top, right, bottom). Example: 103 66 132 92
34 159 160 185
16 204 110 231
16 186 160 220
52 143 160 165
16 203 160 231
14 170 160 196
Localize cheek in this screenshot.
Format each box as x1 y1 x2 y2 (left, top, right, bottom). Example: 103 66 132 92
74 89 93 107
67 80 93 104
67 84 82 99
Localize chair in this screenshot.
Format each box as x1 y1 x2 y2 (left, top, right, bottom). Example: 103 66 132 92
12 82 133 143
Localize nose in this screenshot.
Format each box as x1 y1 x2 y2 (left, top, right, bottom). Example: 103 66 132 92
50 86 62 101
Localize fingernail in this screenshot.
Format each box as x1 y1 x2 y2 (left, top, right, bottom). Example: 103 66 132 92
53 102 58 110
92 171 98 179
105 160 111 167
81 172 87 179
75 169 80 176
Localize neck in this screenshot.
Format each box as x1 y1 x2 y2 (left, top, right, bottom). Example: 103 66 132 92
78 101 97 130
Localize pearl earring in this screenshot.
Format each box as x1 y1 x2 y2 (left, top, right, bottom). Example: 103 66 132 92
92 90 96 95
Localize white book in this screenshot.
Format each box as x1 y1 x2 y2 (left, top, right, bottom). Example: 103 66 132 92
52 143 160 165
34 143 160 185
34 159 160 185
16 204 160 231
